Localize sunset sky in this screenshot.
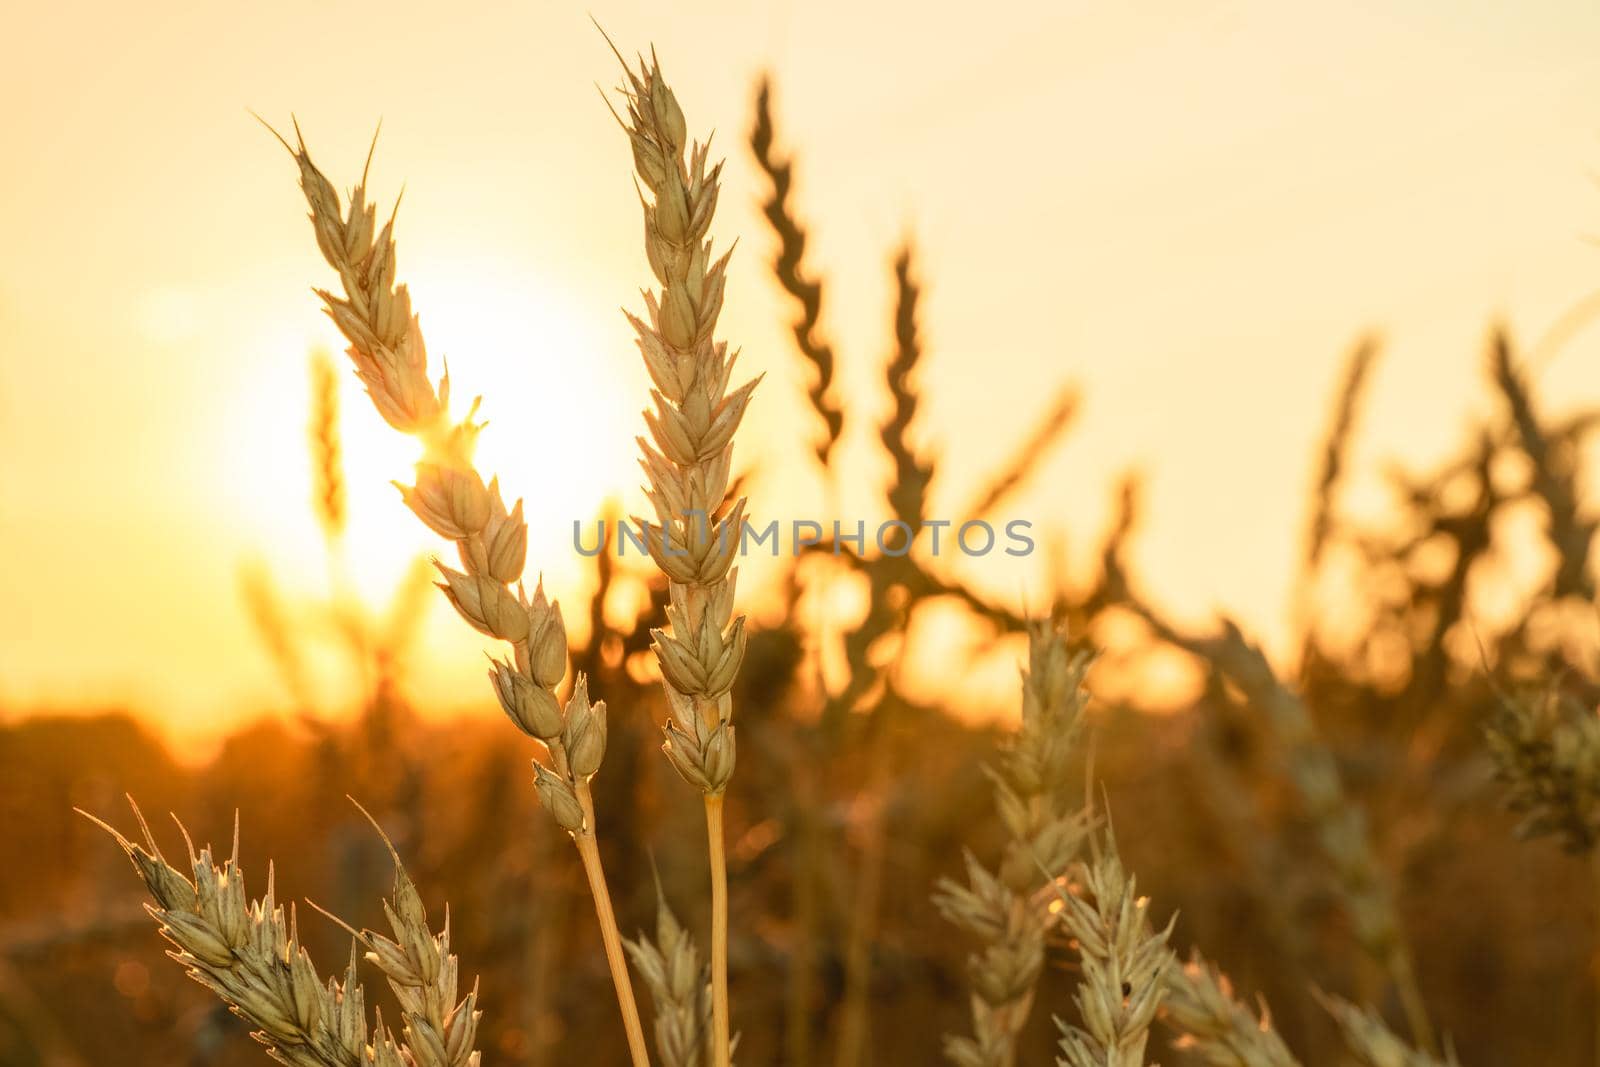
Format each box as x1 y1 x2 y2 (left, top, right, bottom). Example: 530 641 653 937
4 1 1600 742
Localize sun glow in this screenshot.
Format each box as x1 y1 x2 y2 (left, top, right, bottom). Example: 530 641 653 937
213 255 634 637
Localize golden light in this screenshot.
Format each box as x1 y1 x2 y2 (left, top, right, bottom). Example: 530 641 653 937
201 253 636 713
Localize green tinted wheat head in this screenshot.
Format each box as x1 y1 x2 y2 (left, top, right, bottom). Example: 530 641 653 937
331 808 482 1067
1317 994 1457 1067
1161 953 1302 1067
939 624 1309 1067
1132 608 1437 1055
268 119 650 1065
1050 846 1175 1067
935 624 1095 1066
624 884 721 1067
604 41 756 1067
84 804 476 1067
1486 684 1600 853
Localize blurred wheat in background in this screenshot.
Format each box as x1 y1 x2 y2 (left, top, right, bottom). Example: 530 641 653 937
4 14 1600 1067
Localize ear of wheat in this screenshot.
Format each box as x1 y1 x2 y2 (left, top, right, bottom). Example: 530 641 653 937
1489 329 1596 601
1485 682 1600 853
332 805 482 1067
1130 606 1437 1056
934 624 1096 1065
882 246 932 538
1161 952 1302 1067
624 882 724 1067
1317 993 1457 1067
1050 844 1175 1067
748 77 843 473
83 801 473 1067
269 118 652 1065
604 39 756 1067
1305 336 1378 570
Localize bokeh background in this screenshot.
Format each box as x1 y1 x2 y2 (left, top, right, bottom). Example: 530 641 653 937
4 2 1600 1064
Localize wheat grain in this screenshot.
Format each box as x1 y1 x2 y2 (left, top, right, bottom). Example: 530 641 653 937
271 124 589 799
941 628 1289 1067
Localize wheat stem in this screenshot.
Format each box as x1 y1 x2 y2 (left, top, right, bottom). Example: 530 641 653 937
575 783 653 1067
934 624 1095 1067
704 794 732 1067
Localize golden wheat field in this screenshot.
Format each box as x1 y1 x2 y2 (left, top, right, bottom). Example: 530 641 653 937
6 4 1600 1066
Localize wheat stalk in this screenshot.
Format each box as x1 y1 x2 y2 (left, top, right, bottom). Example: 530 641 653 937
883 246 933 537
749 77 843 472
1484 678 1600 1062
602 39 758 1067
267 120 652 1066
1131 607 1438 1056
83 801 451 1067
323 803 483 1067
1489 329 1596 601
1305 336 1377 570
935 623 1095 1066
